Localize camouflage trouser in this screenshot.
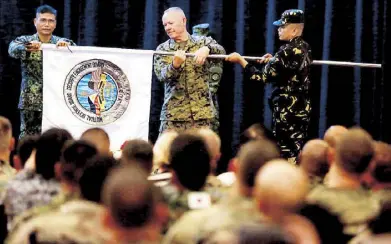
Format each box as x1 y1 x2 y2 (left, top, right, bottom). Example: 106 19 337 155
159 119 216 136
273 110 310 164
19 109 42 139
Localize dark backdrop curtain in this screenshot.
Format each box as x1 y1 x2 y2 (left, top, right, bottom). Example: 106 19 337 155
0 0 390 172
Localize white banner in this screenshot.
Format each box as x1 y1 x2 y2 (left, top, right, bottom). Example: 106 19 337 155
42 44 154 151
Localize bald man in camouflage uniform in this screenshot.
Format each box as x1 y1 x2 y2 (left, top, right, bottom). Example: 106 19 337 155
154 7 225 135
192 23 223 133
226 9 312 164
8 5 76 139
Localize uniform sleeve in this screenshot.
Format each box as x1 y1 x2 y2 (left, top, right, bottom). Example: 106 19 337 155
204 37 226 55
153 44 183 82
58 38 77 46
244 45 303 84
8 36 28 60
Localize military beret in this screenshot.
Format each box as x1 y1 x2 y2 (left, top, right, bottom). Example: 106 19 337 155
192 23 210 36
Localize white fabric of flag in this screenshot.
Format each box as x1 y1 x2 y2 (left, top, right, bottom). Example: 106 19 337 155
42 44 154 151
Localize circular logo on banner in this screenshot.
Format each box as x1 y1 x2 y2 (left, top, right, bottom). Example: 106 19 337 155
64 59 131 125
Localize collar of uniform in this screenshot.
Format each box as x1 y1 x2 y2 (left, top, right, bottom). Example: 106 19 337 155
33 33 56 44
289 36 302 43
168 33 197 50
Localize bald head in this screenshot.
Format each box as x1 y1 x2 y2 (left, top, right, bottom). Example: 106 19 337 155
153 130 178 170
255 159 309 214
102 165 156 228
197 128 221 159
335 127 374 175
80 128 110 155
324 125 348 148
300 139 329 178
237 140 280 188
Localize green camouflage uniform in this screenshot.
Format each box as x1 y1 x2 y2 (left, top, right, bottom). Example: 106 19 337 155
9 190 80 232
160 182 224 233
162 192 263 244
5 200 111 244
8 33 76 139
0 160 16 198
244 10 312 162
192 24 223 133
306 184 381 236
153 34 225 135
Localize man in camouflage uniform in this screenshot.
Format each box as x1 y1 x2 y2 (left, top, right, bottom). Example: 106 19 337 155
8 5 76 139
154 7 225 135
226 9 312 164
192 23 223 133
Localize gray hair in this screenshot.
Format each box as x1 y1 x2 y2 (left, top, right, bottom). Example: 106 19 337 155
163 7 186 18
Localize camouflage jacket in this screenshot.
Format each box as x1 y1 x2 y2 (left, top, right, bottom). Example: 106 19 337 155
1 169 60 228
162 192 262 244
9 190 80 232
5 200 110 244
153 34 225 121
244 36 312 114
306 184 381 235
8 33 76 111
0 160 16 198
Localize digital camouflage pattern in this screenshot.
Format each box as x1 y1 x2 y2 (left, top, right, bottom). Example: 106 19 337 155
9 33 76 137
244 36 312 161
153 34 225 134
192 23 223 133
0 160 16 198
1 169 61 228
158 119 212 134
9 190 80 232
5 200 111 244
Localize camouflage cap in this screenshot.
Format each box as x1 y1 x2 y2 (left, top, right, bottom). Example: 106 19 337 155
273 9 304 26
192 23 210 36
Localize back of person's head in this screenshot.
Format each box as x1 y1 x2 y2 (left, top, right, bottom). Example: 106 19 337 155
236 140 280 188
80 127 111 155
15 135 38 167
169 133 210 191
36 4 57 17
79 155 118 203
240 123 276 146
102 164 157 228
299 139 329 179
60 140 98 185
298 203 346 244
323 125 348 148
335 127 374 175
153 130 178 172
371 142 391 184
255 159 309 215
0 116 13 153
121 139 153 173
196 127 221 159
35 128 73 180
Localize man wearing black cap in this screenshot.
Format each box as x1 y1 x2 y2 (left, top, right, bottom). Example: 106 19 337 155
226 9 312 164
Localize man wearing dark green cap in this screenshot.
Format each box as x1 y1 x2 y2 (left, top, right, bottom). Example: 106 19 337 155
192 23 223 133
226 9 312 164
